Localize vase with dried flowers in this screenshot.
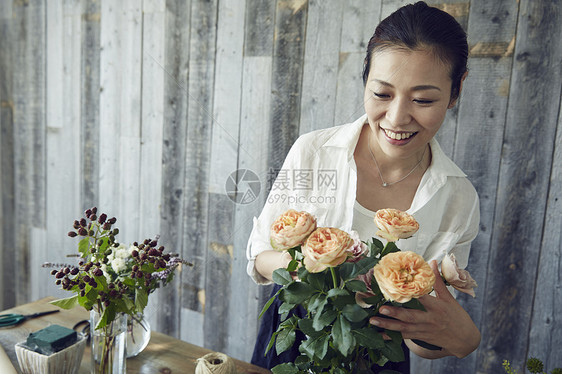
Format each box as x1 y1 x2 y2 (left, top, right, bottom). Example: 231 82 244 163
44 207 192 374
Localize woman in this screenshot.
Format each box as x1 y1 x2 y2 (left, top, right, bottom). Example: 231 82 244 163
246 2 481 371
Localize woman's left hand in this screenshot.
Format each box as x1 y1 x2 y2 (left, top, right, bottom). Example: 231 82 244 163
369 260 481 359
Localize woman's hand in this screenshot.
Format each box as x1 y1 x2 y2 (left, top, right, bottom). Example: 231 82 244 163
369 260 480 359
255 250 294 282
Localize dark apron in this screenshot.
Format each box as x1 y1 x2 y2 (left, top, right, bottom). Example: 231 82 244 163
251 284 410 373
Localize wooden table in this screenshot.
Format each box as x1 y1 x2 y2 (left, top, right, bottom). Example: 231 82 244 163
0 297 270 373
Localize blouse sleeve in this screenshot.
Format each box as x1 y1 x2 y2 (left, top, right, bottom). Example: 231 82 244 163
245 137 309 284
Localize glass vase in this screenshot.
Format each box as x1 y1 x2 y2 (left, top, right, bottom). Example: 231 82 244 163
90 309 127 374
126 313 151 358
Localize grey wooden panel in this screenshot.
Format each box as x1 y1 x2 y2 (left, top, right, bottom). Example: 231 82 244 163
528 94 562 371
0 4 13 310
139 0 166 334
334 0 381 126
181 0 218 348
80 0 101 209
244 0 275 57
235 55 274 361
204 192 235 352
12 0 47 306
269 0 308 171
476 0 562 372
299 0 343 134
422 1 519 373
160 0 191 339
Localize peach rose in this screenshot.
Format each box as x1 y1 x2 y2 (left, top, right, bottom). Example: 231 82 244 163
270 209 317 251
373 251 435 303
374 209 419 242
441 253 478 297
302 227 354 273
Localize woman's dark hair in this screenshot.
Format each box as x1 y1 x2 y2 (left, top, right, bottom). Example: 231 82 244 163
362 1 468 101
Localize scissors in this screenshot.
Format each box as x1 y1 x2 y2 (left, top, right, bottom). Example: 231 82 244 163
0 310 60 327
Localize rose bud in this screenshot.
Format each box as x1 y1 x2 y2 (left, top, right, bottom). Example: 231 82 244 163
85 208 92 217
55 271 65 279
88 230 94 236
103 222 111 230
84 263 92 271
70 267 79 275
132 250 139 258
136 271 144 279
112 228 119 235
91 207 97 214
89 280 97 288
80 218 87 227
98 213 107 224
140 253 147 261
56 279 62 285
108 217 117 224
90 214 97 221
78 227 88 236
68 231 78 237
80 290 86 297
63 267 70 274
50 269 57 275
150 240 158 247
73 220 80 229
78 282 86 289
133 241 139 247
83 275 91 282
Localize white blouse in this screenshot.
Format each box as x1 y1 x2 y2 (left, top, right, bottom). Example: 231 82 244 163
246 114 480 284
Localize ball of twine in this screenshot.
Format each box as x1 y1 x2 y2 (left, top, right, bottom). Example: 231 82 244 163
195 352 237 374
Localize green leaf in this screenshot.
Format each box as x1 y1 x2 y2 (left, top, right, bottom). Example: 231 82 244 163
135 288 149 313
276 327 296 354
298 319 321 337
381 242 399 257
308 294 327 314
307 272 328 291
354 256 379 275
332 315 355 356
271 363 299 374
341 304 369 322
400 298 426 312
280 282 315 304
273 268 294 286
338 262 356 281
265 331 279 354
98 236 110 252
312 308 337 331
344 279 368 293
362 294 384 305
259 289 282 319
381 338 405 363
326 288 349 299
300 334 330 360
286 259 299 272
50 294 79 309
352 327 385 349
78 237 90 257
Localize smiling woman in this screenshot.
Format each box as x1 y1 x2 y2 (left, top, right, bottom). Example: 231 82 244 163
247 2 480 372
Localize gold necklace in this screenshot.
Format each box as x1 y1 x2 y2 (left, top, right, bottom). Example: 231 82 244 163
367 131 427 187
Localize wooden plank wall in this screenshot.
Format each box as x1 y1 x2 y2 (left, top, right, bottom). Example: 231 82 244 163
0 1 561 373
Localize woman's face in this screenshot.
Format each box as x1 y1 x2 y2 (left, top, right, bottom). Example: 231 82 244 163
364 48 455 160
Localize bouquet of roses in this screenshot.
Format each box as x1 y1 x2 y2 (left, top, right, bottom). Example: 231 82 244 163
261 208 477 374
